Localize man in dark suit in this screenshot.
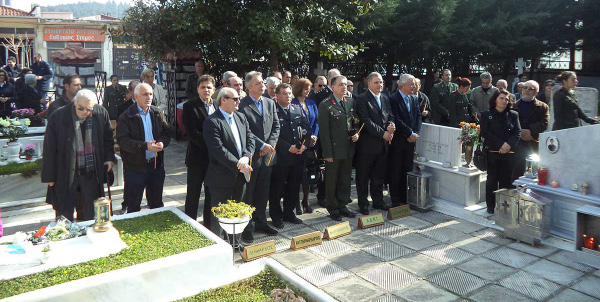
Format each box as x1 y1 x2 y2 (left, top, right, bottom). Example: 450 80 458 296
238 71 280 242
42 90 116 221
203 87 255 235
269 83 311 227
182 75 216 225
389 74 422 206
308 76 328 106
48 74 82 117
318 75 359 221
118 80 140 119
116 83 171 213
355 72 396 214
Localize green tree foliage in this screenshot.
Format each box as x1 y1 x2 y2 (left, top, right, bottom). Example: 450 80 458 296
41 0 131 18
112 0 371 69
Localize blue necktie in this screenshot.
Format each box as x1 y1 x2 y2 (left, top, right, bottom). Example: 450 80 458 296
376 95 381 109
404 96 411 113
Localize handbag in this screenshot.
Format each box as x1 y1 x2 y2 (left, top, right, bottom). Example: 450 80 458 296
302 150 321 185
473 142 488 171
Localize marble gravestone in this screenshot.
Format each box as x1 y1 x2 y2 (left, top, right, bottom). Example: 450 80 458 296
515 124 600 239
550 86 599 129
415 123 462 167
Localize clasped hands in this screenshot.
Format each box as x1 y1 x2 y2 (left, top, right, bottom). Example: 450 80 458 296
383 122 396 143
237 156 253 174
147 141 164 152
289 144 307 155
499 142 511 154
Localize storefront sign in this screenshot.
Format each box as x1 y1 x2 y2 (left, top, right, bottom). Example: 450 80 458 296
324 221 351 240
290 231 322 250
242 240 276 261
44 28 105 42
358 212 385 229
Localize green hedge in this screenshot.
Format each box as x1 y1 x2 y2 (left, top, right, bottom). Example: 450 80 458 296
177 268 311 302
0 211 214 299
0 159 42 178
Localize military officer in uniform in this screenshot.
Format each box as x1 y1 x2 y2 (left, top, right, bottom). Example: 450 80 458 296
429 69 458 126
269 83 311 227
318 75 359 221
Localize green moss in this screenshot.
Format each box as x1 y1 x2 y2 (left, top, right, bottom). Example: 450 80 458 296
177 268 311 302
0 159 42 177
0 211 214 299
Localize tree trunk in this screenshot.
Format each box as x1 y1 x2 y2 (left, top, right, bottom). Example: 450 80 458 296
385 57 395 92
269 51 279 72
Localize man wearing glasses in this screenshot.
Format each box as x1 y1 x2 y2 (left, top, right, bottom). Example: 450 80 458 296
511 80 549 181
42 89 116 221
204 87 256 235
308 76 328 104
117 83 171 214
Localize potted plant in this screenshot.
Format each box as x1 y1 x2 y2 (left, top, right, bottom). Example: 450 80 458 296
0 117 31 162
12 108 42 127
211 200 255 234
457 122 481 167
22 144 36 160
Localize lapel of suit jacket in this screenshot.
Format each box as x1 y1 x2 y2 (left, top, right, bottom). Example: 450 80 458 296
367 91 383 114
197 99 209 119
248 97 263 119
216 110 238 156
232 112 245 156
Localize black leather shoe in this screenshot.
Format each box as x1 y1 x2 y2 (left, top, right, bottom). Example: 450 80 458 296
339 208 356 218
241 229 254 243
283 216 303 224
373 204 390 211
302 198 313 214
255 224 278 235
272 220 284 229
330 214 342 221
359 207 370 215
318 199 327 208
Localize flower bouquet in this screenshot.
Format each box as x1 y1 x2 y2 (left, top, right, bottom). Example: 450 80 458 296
212 200 255 234
23 144 36 160
457 122 481 167
0 117 31 143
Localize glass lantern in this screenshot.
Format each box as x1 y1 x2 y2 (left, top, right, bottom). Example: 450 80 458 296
525 154 540 179
93 197 113 232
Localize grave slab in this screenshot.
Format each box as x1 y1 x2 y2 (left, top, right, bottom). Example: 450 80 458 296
358 264 418 291
324 276 386 302
469 285 535 302
330 250 383 273
457 256 516 280
390 233 439 251
295 260 349 287
572 276 600 299
271 249 322 269
363 241 414 261
449 236 498 254
499 271 562 301
338 229 386 248
388 216 433 230
390 253 447 277
549 289 600 302
506 242 558 257
392 280 458 302
523 259 585 285
429 267 488 296
481 246 539 268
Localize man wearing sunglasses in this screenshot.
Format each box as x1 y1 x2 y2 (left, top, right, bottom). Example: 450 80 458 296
42 89 116 221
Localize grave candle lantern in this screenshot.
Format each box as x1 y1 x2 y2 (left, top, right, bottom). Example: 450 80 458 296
93 197 113 232
525 154 539 178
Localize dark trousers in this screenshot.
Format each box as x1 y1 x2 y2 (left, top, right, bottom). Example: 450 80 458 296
59 173 102 221
124 163 165 213
316 143 326 201
325 158 353 215
269 162 302 223
208 173 246 235
389 147 414 206
511 140 537 182
184 164 210 220
243 160 272 228
486 153 514 211
356 150 387 209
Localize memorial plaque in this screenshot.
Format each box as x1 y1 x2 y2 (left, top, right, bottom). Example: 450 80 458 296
242 240 276 262
290 231 323 250
415 124 462 167
323 221 351 240
358 212 385 229
387 205 411 220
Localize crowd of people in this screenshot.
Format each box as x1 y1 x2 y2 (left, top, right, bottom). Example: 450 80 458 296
30 56 598 242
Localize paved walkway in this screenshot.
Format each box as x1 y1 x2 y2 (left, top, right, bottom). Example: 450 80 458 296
3 140 600 302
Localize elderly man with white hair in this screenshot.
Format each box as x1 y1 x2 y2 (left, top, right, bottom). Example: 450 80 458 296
511 80 549 181
117 83 171 214
263 76 281 100
42 89 116 221
496 79 516 103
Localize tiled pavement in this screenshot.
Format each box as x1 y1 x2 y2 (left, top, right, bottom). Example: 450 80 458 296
4 140 600 302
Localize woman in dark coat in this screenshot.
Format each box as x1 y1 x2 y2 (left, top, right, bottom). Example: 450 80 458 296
552 71 598 130
292 78 319 214
480 89 521 214
449 77 477 127
0 69 17 118
17 74 44 113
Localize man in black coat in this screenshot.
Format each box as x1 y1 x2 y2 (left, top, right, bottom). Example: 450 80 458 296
31 53 53 99
2 57 21 84
389 74 422 206
48 75 82 117
355 72 395 214
238 71 280 241
42 89 116 221
104 75 127 120
269 83 311 227
203 87 255 235
118 80 140 119
182 75 216 225
116 83 171 213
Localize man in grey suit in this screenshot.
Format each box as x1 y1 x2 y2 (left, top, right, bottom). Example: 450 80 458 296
238 71 280 242
203 87 255 235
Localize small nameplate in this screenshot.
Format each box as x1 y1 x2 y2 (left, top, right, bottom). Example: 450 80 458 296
358 212 385 229
242 240 276 262
387 205 411 220
324 221 351 240
290 231 322 250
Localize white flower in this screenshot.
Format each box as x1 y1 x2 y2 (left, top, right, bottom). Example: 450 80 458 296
12 120 20 126
0 119 9 127
23 118 31 126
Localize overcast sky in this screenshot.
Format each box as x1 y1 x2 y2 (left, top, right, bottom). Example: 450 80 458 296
14 0 135 12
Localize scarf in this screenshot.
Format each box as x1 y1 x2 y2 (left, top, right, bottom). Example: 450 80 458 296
75 116 95 174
